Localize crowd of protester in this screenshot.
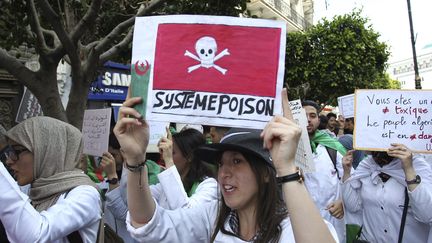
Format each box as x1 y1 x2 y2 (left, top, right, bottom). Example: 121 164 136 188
0 89 431 243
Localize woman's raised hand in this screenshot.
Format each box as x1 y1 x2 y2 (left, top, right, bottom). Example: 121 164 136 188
261 88 301 174
100 151 117 178
342 150 354 182
387 143 413 171
113 97 148 165
158 126 174 167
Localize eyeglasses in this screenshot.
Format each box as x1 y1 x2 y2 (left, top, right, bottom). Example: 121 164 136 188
0 145 29 162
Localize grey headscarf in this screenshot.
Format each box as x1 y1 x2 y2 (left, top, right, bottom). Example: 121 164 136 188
6 116 96 212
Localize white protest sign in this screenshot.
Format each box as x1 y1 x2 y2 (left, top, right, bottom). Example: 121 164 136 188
82 108 112 156
354 89 432 153
289 99 315 172
337 94 354 118
130 15 286 129
146 121 170 153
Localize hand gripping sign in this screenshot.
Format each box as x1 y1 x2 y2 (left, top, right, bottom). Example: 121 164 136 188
130 15 286 129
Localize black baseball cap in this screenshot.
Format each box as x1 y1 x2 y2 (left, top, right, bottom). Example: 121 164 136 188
196 128 274 169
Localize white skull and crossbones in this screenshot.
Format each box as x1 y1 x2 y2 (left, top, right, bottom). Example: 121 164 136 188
184 36 230 74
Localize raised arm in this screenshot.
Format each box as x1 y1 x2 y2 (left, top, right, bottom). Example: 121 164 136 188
113 97 155 227
261 89 336 243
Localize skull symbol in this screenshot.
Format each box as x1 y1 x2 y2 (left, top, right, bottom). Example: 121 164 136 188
195 36 217 67
184 36 229 74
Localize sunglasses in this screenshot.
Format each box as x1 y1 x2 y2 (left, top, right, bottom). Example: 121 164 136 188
0 145 29 162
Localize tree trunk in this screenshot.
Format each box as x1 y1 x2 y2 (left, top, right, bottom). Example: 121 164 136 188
32 66 68 122
66 71 90 129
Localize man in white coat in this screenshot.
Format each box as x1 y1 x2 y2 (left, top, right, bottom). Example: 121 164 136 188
302 100 348 242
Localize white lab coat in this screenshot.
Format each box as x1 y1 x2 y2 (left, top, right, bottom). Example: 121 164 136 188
0 163 101 243
126 199 339 243
342 156 432 242
304 144 346 242
105 165 218 242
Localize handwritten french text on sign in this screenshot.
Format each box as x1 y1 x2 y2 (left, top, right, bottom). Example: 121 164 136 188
354 90 432 153
289 99 315 172
131 15 286 129
337 94 354 118
82 108 112 157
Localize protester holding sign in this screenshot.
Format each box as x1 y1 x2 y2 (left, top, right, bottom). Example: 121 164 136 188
0 117 101 242
114 90 338 243
105 123 218 242
156 127 217 205
342 144 432 243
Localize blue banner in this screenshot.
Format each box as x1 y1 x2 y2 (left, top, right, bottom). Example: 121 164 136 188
88 61 130 101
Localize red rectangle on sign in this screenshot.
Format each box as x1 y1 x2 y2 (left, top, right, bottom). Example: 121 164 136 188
152 23 281 97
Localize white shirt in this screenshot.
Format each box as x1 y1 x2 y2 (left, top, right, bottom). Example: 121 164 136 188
126 199 339 243
151 165 218 209
342 156 432 243
304 144 346 242
0 163 101 243
105 165 218 241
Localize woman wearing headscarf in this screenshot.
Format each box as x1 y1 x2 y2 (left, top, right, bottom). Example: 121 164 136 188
342 144 432 242
0 116 101 242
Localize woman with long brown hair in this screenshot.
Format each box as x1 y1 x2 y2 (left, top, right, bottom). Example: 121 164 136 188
115 90 338 242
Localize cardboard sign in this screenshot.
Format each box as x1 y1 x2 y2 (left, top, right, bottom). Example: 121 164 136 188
130 15 286 129
82 108 112 156
146 121 170 153
289 99 315 172
354 89 432 153
15 87 43 123
337 94 354 118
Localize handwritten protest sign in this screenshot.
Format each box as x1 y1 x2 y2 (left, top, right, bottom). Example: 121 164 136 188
130 15 286 129
82 108 112 156
146 121 170 153
354 89 432 153
289 99 314 172
15 87 43 123
337 94 354 118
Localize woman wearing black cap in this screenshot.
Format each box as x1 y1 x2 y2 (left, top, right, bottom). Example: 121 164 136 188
114 89 338 242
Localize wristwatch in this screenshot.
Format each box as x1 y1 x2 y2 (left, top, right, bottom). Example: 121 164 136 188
106 178 119 185
276 170 303 184
406 175 421 185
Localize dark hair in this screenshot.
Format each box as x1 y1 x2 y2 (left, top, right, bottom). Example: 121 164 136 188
318 115 328 130
173 129 215 193
371 151 394 166
210 153 287 243
301 100 320 113
109 133 120 149
326 112 337 119
345 117 354 123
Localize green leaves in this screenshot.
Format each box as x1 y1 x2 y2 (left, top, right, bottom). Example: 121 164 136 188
285 10 393 105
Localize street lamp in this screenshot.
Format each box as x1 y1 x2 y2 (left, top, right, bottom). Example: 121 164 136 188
406 0 422 89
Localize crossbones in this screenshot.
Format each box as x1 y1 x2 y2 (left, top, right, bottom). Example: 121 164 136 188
184 36 230 74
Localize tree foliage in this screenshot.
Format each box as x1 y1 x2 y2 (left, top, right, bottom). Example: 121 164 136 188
0 0 248 128
285 10 392 105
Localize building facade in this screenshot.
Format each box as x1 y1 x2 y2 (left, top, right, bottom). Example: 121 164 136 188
247 0 314 32
388 43 432 89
